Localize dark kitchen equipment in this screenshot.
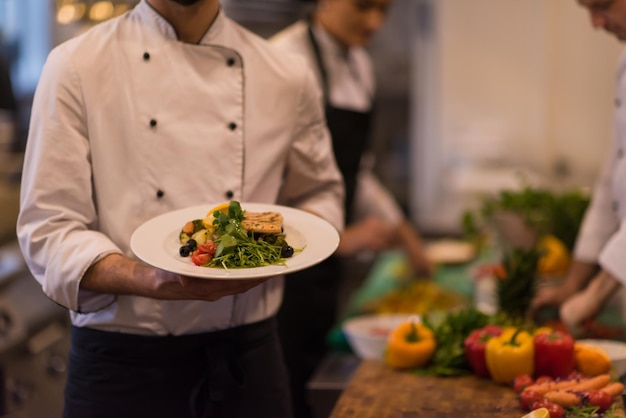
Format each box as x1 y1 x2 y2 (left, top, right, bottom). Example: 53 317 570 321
0 242 69 418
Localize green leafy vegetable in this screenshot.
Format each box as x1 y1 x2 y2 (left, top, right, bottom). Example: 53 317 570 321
418 307 490 376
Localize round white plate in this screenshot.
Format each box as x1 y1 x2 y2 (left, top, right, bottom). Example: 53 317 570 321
130 203 340 280
425 239 476 265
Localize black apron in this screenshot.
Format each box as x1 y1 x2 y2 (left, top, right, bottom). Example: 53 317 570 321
63 318 292 418
306 24 374 223
276 23 375 418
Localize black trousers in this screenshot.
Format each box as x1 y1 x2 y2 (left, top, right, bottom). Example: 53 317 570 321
277 257 342 418
63 317 292 418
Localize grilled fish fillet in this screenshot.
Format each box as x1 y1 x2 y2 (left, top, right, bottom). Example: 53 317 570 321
241 212 283 234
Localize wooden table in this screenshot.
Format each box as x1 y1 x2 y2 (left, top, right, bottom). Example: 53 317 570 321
329 360 524 418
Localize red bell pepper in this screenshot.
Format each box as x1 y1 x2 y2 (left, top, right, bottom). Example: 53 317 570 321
533 329 575 379
463 325 502 378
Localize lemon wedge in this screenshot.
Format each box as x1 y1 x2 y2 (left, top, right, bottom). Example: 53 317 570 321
521 408 549 418
202 202 230 229
207 202 230 217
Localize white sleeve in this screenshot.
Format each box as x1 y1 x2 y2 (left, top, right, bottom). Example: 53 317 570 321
16 46 120 312
352 158 404 226
574 150 620 263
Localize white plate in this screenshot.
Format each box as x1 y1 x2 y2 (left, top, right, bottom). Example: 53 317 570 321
425 239 476 265
130 203 340 280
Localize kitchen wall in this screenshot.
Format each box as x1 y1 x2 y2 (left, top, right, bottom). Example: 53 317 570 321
410 0 624 234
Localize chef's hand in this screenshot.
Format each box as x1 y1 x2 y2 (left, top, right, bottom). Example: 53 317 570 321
82 253 270 302
336 216 394 257
529 259 599 320
392 219 432 278
529 283 577 317
157 270 270 301
559 271 620 338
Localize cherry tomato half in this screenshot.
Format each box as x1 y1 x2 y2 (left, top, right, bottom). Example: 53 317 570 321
191 251 210 266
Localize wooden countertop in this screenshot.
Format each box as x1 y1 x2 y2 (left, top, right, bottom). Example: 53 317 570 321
329 359 524 418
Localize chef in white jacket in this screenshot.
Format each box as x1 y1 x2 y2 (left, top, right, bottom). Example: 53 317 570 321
16 0 344 417
531 0 626 336
270 1 430 416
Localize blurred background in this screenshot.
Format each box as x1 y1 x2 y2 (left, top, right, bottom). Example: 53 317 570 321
0 0 622 417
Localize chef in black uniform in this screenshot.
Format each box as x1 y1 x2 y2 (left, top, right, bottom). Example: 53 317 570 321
271 1 431 416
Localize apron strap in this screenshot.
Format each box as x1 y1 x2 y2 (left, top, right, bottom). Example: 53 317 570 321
306 21 331 101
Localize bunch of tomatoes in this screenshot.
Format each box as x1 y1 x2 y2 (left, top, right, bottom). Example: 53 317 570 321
514 372 614 418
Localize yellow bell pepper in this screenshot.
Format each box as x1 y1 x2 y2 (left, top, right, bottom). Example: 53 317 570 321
537 235 571 276
384 319 436 369
485 328 534 384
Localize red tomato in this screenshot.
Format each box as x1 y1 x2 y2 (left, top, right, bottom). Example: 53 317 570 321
197 242 217 256
587 390 613 412
534 376 554 385
520 389 543 411
191 251 210 266
190 242 217 266
531 400 564 418
513 374 534 394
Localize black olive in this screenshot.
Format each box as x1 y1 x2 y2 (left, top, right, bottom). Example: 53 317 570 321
186 239 197 251
179 246 191 257
281 245 294 258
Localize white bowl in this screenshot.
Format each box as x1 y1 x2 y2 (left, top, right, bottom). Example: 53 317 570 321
342 314 416 359
577 339 626 377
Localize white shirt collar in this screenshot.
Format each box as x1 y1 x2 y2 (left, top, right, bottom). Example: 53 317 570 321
134 0 226 45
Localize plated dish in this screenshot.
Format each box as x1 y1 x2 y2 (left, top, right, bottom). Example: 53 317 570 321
130 203 340 279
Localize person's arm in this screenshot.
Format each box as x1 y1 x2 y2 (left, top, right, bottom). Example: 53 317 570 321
275 67 345 232
81 253 268 302
530 259 598 316
352 168 431 275
393 219 432 277
529 143 617 314
560 269 621 337
335 216 394 256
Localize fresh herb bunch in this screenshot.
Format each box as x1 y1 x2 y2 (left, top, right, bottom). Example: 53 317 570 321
462 187 590 251
209 201 287 269
420 307 490 376
497 247 543 321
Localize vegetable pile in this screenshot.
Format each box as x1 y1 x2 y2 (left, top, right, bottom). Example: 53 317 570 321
381 310 624 417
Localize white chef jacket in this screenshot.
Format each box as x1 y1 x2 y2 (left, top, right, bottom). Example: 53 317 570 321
574 48 626 284
16 1 344 335
270 20 404 226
